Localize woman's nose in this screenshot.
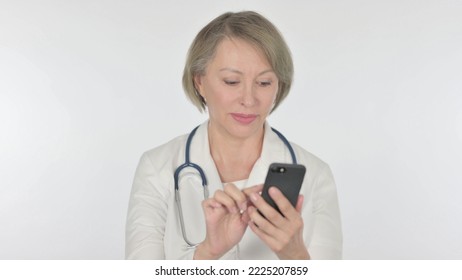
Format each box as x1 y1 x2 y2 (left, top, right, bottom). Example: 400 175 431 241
240 83 257 107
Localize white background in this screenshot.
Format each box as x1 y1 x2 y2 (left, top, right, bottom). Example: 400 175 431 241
1 0 461 259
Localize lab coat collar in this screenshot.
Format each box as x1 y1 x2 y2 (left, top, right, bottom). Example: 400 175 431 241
189 121 292 192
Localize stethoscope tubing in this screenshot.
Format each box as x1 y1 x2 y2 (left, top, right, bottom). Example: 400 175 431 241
174 125 296 248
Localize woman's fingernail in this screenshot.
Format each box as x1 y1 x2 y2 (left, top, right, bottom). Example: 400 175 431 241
269 187 279 196
250 193 258 202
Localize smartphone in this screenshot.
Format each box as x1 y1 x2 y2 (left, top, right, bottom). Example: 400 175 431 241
261 163 306 215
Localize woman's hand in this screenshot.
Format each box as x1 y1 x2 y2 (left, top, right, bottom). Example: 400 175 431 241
194 183 254 259
247 187 310 260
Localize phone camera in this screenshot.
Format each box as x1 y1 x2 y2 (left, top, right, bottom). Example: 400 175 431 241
271 166 286 173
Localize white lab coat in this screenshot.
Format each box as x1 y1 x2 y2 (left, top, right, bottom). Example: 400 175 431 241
125 121 342 259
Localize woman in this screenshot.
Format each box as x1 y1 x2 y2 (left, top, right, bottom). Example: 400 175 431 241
126 11 342 260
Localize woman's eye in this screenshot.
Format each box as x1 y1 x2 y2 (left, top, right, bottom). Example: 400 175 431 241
224 80 239 86
258 81 272 87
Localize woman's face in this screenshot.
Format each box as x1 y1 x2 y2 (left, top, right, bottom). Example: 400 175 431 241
194 38 279 140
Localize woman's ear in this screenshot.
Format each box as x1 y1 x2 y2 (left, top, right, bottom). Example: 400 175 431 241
193 75 204 98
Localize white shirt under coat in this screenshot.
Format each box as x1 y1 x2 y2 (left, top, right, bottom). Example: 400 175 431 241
125 121 342 259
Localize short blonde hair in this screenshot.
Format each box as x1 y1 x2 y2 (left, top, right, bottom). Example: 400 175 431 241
182 11 293 113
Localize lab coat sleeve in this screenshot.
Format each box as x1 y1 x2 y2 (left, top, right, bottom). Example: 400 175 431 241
125 152 168 259
307 164 343 259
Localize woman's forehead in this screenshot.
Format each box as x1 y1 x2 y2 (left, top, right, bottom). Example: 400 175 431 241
208 38 272 71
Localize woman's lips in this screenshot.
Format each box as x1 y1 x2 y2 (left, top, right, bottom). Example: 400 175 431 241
231 113 258 125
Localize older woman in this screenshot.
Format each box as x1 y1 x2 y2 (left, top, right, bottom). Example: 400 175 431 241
126 11 342 260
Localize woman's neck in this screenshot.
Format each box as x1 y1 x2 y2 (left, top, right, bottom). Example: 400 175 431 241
208 123 265 183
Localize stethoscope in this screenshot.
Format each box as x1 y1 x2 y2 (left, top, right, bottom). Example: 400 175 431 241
174 125 297 247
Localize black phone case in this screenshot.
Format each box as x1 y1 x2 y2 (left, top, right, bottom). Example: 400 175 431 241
261 163 306 215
